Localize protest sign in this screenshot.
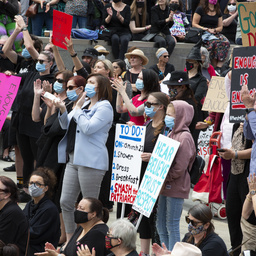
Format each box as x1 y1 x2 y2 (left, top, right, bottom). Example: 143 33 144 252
198 126 213 159
110 124 146 204
0 74 21 131
230 46 256 123
132 134 180 217
238 2 256 47
202 77 228 113
52 10 73 50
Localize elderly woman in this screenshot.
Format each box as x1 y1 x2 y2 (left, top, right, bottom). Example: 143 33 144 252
124 49 148 96
200 46 216 82
149 48 175 82
0 176 28 256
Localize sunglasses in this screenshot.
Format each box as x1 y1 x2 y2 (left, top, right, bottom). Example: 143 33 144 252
162 55 170 58
28 181 45 187
55 78 64 83
228 3 236 5
37 59 47 64
144 101 159 108
67 86 78 90
185 216 203 227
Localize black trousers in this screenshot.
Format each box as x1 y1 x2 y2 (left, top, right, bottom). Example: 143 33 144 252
153 34 176 56
111 33 132 60
226 168 249 256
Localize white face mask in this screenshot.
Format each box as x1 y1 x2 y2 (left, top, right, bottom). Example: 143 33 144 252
227 4 236 12
98 54 105 60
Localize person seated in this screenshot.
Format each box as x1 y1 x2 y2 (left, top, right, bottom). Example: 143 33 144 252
222 0 238 44
150 0 176 56
149 48 175 82
103 0 131 60
0 176 29 256
23 168 60 256
129 0 151 41
192 0 230 75
200 46 216 82
169 0 189 42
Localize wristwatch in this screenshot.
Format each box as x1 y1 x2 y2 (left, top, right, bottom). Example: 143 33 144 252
250 190 256 195
22 27 28 32
245 108 255 114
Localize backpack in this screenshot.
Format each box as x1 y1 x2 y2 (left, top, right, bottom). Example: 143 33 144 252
71 28 99 40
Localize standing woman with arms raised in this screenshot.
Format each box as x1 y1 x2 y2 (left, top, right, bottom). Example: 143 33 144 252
103 0 131 60
54 73 113 244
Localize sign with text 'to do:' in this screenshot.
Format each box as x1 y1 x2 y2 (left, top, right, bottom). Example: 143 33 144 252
133 134 180 218
110 124 146 204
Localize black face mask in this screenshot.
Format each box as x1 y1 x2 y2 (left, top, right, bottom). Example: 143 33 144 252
74 210 89 224
136 1 144 8
186 61 194 71
170 3 179 11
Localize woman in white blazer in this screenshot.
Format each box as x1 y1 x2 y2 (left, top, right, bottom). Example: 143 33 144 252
54 73 113 244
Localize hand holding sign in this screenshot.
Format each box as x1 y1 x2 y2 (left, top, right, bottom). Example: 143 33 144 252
63 37 76 56
241 84 255 108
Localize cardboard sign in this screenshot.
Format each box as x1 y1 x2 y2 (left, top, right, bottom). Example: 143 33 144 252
0 74 21 131
202 77 228 113
238 2 256 47
230 47 256 123
52 10 73 50
197 126 213 160
110 124 146 204
132 134 180 217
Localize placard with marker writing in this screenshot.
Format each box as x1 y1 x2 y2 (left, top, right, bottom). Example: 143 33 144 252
110 124 146 204
133 134 180 218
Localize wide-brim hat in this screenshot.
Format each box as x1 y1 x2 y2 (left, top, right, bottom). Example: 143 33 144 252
171 242 202 256
94 45 110 55
125 49 149 66
186 39 202 62
163 71 190 86
82 48 99 59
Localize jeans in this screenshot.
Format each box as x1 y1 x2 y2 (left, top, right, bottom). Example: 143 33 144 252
111 33 132 60
153 34 176 56
72 15 88 28
156 195 184 250
31 12 53 36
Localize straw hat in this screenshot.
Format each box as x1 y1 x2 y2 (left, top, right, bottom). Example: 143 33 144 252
171 242 202 256
94 45 110 55
125 49 149 66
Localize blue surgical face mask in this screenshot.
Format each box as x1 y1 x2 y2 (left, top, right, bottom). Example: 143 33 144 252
188 223 205 235
145 106 158 118
135 79 144 91
53 81 64 94
28 184 44 198
84 83 96 98
22 48 31 59
67 88 79 101
36 62 46 73
165 115 175 130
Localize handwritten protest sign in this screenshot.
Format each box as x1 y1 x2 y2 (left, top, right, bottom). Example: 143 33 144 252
133 134 180 217
0 74 21 131
230 46 256 123
198 126 213 160
52 10 73 50
202 77 228 113
238 2 256 47
110 124 146 204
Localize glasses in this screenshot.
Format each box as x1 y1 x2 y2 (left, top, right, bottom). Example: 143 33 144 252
67 86 78 90
228 3 236 5
37 59 48 64
29 181 45 187
162 55 170 58
144 101 159 108
185 216 203 227
55 78 64 83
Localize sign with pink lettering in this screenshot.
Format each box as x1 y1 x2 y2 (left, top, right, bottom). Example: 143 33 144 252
110 124 146 204
0 74 21 131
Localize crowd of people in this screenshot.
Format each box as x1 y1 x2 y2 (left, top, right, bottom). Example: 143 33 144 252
1 0 256 255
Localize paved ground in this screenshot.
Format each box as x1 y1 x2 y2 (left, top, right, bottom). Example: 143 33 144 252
0 159 231 253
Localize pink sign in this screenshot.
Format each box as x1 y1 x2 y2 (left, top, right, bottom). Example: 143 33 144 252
0 74 21 131
52 10 73 50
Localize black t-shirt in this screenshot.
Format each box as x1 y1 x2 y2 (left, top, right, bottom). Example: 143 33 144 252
0 55 16 72
64 224 108 256
149 63 175 81
16 55 36 74
195 6 222 28
222 13 237 43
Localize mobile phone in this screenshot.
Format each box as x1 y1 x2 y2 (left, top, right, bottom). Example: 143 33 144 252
44 92 57 101
217 148 225 152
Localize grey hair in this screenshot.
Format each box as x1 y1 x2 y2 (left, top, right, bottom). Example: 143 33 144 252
200 47 210 69
110 219 137 251
41 50 54 63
